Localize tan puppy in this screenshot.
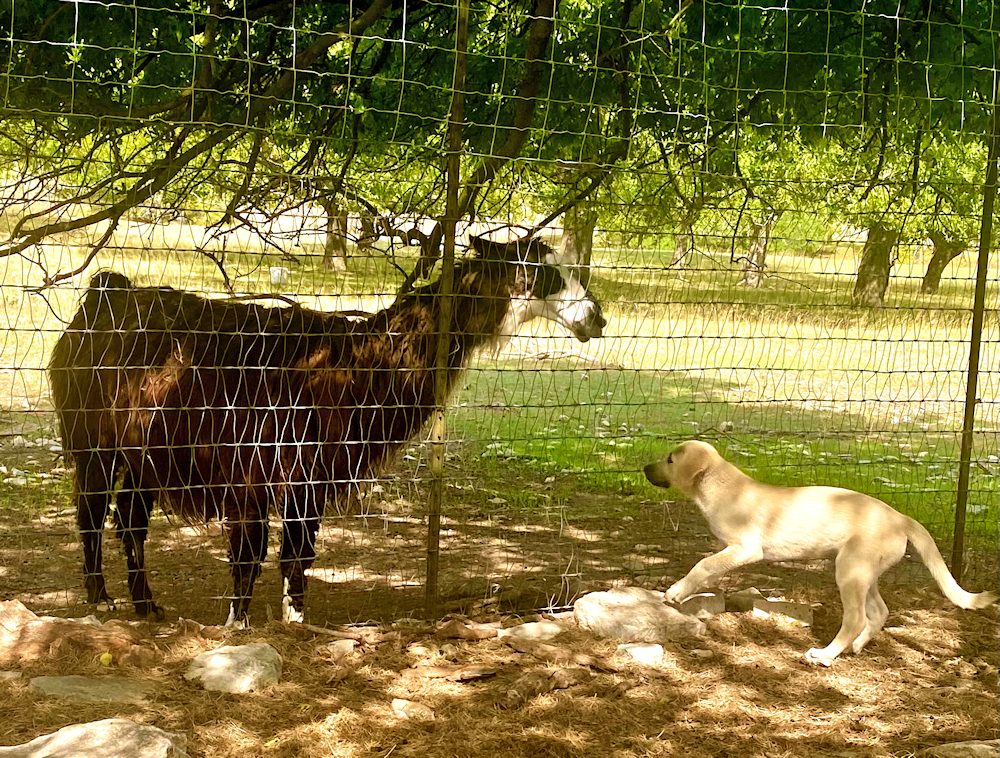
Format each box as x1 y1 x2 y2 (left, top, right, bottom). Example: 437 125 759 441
644 440 998 665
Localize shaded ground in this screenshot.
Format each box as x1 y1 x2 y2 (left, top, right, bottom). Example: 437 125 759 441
1 446 998 757
0 586 996 758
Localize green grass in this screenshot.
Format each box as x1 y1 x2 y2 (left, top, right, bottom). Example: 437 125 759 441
1 221 997 563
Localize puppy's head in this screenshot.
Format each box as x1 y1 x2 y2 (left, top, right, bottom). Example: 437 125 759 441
643 440 719 494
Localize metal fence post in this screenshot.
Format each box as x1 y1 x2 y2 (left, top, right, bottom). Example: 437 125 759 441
952 83 1000 582
425 0 470 618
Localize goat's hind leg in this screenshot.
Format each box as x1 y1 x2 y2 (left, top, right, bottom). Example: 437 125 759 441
75 452 118 609
114 473 164 620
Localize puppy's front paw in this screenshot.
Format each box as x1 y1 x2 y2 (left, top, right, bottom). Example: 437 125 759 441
664 581 688 605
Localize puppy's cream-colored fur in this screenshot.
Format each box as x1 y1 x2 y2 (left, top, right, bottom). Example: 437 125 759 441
644 440 997 665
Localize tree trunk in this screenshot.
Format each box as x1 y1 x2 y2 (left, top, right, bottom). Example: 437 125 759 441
321 197 348 271
670 217 694 268
852 223 897 306
559 203 598 288
920 231 967 293
742 213 777 287
358 212 378 250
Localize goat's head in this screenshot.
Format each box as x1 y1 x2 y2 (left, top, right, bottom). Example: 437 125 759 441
470 235 606 343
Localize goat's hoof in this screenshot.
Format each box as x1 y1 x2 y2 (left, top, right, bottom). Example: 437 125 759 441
224 604 249 629
135 601 165 621
89 597 117 613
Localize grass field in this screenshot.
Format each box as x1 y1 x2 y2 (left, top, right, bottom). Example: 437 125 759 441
1 217 998 581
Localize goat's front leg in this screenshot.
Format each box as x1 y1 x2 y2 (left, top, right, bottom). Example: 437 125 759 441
225 499 268 629
279 486 323 624
665 542 764 604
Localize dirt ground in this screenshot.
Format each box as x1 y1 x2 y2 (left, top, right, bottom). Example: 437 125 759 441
0 448 998 757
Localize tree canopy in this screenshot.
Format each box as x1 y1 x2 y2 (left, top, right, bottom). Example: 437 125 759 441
0 0 995 292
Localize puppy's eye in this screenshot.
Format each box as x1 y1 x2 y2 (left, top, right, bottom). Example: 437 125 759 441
666 453 673 464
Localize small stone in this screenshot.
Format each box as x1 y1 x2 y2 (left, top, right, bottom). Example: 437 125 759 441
407 641 438 657
725 587 764 612
185 643 282 693
496 621 565 641
616 642 664 665
322 639 356 661
751 598 813 626
679 591 725 618
917 740 1000 758
28 675 153 704
689 648 714 659
574 587 705 643
392 697 435 721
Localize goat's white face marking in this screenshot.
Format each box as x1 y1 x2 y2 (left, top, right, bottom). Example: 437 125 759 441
536 266 604 342
502 262 605 342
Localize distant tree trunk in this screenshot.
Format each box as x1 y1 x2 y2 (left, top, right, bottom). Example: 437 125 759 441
670 216 695 268
560 203 598 288
358 212 378 250
742 212 778 288
921 231 967 294
320 196 348 271
852 223 898 306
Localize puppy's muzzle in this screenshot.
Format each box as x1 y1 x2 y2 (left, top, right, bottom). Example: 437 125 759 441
644 461 670 489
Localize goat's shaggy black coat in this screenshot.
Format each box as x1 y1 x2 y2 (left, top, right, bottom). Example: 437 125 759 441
50 237 605 624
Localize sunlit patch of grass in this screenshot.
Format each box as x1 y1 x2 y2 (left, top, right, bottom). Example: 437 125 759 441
1 224 997 571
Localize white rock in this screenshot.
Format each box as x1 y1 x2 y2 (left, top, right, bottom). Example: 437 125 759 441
616 642 663 665
496 621 565 641
0 719 188 758
918 741 1000 758
574 587 705 643
323 639 356 661
28 676 153 704
184 643 282 693
391 698 435 721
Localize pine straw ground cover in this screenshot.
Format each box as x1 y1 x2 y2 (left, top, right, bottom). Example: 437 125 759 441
0 586 997 758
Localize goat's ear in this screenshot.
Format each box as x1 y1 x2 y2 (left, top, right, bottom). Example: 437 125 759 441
470 235 489 256
532 263 565 299
471 235 510 261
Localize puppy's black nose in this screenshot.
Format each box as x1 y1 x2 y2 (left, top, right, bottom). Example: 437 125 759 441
644 462 670 488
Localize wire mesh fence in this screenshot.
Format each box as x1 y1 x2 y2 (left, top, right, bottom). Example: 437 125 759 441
0 0 997 628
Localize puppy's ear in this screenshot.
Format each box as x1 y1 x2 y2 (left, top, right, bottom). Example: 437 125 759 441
690 465 709 487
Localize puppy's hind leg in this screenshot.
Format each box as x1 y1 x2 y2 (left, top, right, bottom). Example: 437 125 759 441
851 531 903 654
805 542 871 666
851 581 889 654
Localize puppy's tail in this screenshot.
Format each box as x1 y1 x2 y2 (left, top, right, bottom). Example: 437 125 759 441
904 517 998 609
